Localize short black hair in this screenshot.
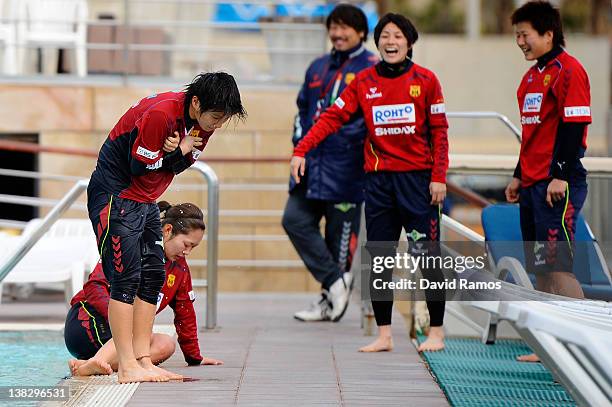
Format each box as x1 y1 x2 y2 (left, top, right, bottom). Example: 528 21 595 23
185 72 247 121
374 13 419 59
511 1 565 48
326 4 369 42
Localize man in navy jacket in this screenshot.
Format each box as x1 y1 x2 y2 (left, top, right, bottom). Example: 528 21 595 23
282 4 377 322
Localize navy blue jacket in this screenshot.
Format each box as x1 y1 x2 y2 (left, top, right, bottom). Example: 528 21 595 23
290 44 378 203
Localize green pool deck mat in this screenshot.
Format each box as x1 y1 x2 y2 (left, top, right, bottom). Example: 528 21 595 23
418 336 577 407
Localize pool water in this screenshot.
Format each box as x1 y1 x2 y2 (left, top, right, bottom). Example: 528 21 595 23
0 330 71 387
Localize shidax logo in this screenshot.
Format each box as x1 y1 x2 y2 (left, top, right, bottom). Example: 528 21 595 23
372 103 416 125
375 125 416 136
366 87 382 99
522 93 543 113
521 115 541 125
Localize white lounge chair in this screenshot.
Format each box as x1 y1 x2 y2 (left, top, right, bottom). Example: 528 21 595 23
0 218 98 304
17 0 88 76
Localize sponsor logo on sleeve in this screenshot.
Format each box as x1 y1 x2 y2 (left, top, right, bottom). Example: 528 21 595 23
192 150 202 160
136 146 160 160
372 103 416 125
430 103 445 114
334 97 345 109
188 290 196 301
522 93 543 113
564 106 591 118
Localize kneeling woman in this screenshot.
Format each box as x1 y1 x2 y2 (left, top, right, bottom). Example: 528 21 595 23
65 202 223 377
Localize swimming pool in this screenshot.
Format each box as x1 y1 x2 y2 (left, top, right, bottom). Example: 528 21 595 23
0 330 70 387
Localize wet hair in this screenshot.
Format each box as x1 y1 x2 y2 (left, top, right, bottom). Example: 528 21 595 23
158 201 205 236
326 4 369 42
374 13 419 59
511 1 565 48
184 72 247 122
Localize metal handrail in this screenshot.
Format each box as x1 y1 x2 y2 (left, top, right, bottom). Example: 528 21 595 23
446 111 522 143
189 162 219 329
0 180 89 283
441 214 485 242
0 163 220 329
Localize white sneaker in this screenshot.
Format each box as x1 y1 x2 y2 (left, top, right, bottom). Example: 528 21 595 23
328 273 353 322
294 292 331 322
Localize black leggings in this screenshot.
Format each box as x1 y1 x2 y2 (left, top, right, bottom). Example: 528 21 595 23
64 302 112 360
87 187 165 306
365 171 446 328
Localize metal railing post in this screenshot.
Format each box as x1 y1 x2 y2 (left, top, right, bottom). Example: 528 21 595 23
122 0 130 86
446 111 522 143
189 162 219 329
0 179 89 283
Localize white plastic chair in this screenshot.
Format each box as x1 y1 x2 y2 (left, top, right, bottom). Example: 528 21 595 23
18 0 88 76
0 218 99 304
0 0 18 75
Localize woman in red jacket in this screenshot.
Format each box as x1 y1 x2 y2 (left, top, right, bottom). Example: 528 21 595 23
65 201 223 377
291 13 449 353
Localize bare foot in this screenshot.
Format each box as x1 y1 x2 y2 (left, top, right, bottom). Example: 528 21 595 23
417 326 445 352
75 358 113 376
118 363 168 383
517 353 540 363
68 359 86 376
138 357 183 380
148 364 183 381
358 336 394 352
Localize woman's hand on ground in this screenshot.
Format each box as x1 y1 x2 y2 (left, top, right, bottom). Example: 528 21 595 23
201 357 224 366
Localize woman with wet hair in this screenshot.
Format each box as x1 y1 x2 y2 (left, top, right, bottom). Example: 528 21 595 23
65 201 223 377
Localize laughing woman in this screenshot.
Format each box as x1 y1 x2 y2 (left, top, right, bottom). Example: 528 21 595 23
291 13 449 352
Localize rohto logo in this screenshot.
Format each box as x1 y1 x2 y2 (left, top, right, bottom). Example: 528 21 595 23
522 93 543 113
372 103 416 125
